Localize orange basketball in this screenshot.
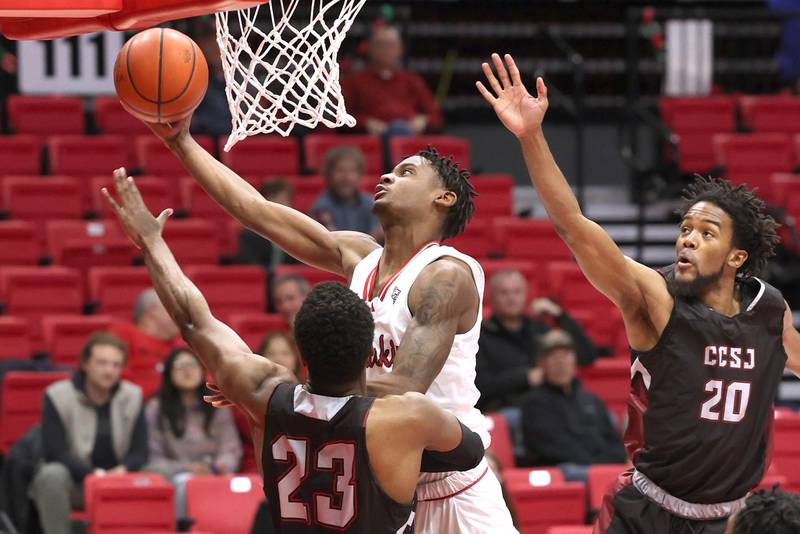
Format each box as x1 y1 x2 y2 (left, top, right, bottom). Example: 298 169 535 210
114 28 209 124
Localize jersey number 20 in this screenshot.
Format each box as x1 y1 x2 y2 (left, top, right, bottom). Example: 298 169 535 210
272 435 356 529
700 380 751 423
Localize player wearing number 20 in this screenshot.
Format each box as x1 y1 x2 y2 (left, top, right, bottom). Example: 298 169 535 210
479 53 800 534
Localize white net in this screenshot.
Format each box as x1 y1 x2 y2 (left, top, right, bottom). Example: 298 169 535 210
215 0 367 150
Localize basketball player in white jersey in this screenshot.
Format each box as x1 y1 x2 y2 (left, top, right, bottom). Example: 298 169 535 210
145 119 517 532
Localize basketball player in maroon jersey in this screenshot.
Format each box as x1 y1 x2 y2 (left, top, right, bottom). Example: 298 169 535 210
102 169 486 533
479 53 800 533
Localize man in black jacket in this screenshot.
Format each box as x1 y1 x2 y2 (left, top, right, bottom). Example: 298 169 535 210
520 330 625 480
476 268 597 413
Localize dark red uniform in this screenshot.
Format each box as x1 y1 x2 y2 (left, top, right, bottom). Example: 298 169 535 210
596 267 787 534
262 383 415 533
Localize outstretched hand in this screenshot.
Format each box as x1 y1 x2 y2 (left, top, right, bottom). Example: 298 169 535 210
203 382 234 408
476 53 548 139
102 168 173 249
145 115 191 147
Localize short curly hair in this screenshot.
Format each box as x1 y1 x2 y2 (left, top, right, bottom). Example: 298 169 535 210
293 282 374 386
677 175 779 278
418 145 477 240
732 486 800 534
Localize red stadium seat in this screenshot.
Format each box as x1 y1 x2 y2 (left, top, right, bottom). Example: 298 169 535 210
772 410 800 485
303 134 382 175
228 313 288 352
225 220 245 259
472 174 514 219
0 317 31 360
42 315 116 367
121 367 162 399
545 261 612 313
46 220 137 275
47 135 130 177
485 413 515 469
3 176 83 221
547 527 592 534
446 219 492 258
0 221 42 265
184 265 266 322
7 95 85 135
0 371 71 453
88 267 152 319
180 177 229 220
84 473 174 534
273 264 346 287
768 173 800 209
492 218 572 262
505 474 585 534
0 135 42 175
136 135 215 175
93 96 151 136
388 135 471 169
286 175 325 213
185 475 263 534
91 175 175 218
220 135 300 177
586 464 630 513
739 95 800 134
505 467 565 486
569 308 626 355
0 267 82 350
578 359 630 427
795 134 800 168
712 133 794 194
162 219 221 266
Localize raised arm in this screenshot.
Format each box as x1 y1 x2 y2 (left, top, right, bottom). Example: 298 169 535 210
478 54 670 349
782 302 800 378
145 119 377 276
366 259 479 396
103 168 295 424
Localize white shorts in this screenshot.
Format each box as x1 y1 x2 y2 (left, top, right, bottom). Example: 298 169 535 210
414 457 518 534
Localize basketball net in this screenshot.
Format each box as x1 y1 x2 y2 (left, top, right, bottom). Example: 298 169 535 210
215 0 367 150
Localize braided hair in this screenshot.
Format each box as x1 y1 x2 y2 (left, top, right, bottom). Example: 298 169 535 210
417 145 477 240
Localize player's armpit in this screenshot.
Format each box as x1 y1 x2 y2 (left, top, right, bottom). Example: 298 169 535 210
782 302 800 377
365 260 478 396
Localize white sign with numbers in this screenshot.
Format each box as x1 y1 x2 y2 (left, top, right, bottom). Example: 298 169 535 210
18 31 123 95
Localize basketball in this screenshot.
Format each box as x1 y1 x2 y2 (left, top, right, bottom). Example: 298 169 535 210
113 28 209 124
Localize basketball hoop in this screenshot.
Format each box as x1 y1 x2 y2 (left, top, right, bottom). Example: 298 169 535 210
215 0 367 149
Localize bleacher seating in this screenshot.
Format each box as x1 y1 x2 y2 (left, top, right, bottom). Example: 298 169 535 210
472 174 515 219
578 358 630 426
3 176 83 222
180 177 230 220
492 218 572 264
303 134 382 175
161 219 221 265
228 313 288 352
0 135 42 175
7 95 85 135
738 95 800 134
42 315 116 367
185 475 263 534
0 371 71 453
485 412 515 469
446 219 492 258
45 219 138 274
184 265 266 322
219 135 300 177
135 135 215 175
91 175 175 218
93 96 151 136
88 266 153 319
47 135 130 177
286 175 325 213
0 221 41 265
772 409 800 486
83 473 175 533
388 135 471 169
586 464 630 513
712 133 795 194
504 467 586 534
0 316 31 360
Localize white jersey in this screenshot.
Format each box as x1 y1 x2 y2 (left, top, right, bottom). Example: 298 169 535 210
349 241 490 447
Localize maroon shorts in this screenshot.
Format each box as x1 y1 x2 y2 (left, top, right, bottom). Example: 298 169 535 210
593 470 729 534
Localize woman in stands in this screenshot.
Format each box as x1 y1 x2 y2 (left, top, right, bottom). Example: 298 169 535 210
144 348 242 520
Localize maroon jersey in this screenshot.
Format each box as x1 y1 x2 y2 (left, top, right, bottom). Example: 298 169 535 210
262 383 415 533
626 267 787 504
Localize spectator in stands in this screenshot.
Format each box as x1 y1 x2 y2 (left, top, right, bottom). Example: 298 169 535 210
239 180 299 268
272 273 310 327
109 288 181 366
145 348 242 520
476 268 597 414
29 333 148 534
727 486 800 533
341 25 443 136
257 331 302 380
520 330 625 480
310 146 380 237
769 0 800 91
190 26 232 136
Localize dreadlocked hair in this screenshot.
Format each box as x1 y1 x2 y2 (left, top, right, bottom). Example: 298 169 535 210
733 486 800 534
677 175 779 278
418 145 477 240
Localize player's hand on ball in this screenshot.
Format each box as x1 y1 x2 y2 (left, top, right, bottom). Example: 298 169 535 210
146 114 192 147
477 53 549 139
102 167 173 249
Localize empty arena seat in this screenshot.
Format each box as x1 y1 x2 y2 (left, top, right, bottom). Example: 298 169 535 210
273 264 346 287
303 134 382 175
180 177 229 220
578 359 630 426
388 135 471 169
7 95 85 135
569 308 627 355
772 410 800 484
739 95 800 134
186 475 263 533
184 266 266 321
545 261 612 313
220 135 300 177
472 174 514 218
93 96 151 136
505 473 585 534
446 219 492 258
46 220 137 274
485 412 515 469
228 313 288 352
712 133 794 193
91 175 175 218
84 473 175 533
42 315 116 367
0 371 71 453
135 135 215 175
0 221 42 265
3 176 83 221
88 267 153 319
492 217 572 262
162 219 221 265
768 173 800 209
586 464 630 513
0 317 31 360
0 135 42 175
285 175 325 213
47 135 130 177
